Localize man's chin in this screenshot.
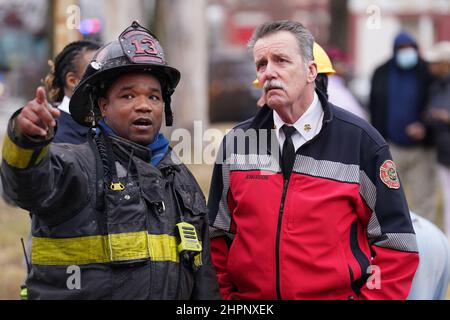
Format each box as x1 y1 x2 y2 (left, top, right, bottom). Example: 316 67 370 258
130 133 156 146
266 98 284 110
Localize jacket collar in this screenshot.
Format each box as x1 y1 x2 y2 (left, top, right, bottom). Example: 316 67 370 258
107 133 181 173
109 134 152 163
157 148 181 170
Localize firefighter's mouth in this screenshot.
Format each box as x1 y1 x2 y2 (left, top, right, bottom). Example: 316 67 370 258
132 118 153 128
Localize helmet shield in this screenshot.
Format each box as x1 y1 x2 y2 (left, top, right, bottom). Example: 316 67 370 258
120 23 165 64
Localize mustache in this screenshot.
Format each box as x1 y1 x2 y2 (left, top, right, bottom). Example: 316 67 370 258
263 79 287 92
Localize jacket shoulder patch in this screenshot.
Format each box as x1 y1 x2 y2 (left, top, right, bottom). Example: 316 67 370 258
380 160 400 189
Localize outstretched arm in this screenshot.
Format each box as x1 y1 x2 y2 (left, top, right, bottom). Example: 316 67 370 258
1 87 91 220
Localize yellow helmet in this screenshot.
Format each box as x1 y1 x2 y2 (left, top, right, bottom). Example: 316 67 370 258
252 79 262 88
252 42 335 88
314 42 336 75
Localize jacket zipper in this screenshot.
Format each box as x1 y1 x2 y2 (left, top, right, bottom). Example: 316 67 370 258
349 221 371 295
275 177 290 299
273 104 331 300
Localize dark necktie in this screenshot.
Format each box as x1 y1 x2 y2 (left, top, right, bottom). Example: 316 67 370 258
281 125 297 179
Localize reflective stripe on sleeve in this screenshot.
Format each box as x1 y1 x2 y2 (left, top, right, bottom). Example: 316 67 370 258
2 134 49 169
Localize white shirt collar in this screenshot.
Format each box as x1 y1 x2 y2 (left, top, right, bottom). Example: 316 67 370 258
273 92 323 149
58 96 71 114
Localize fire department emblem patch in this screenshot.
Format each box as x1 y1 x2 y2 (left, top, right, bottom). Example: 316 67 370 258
380 160 400 189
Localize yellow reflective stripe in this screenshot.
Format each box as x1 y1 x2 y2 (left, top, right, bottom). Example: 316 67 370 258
32 234 109 265
2 134 35 169
35 145 49 166
108 231 150 261
2 134 49 169
32 232 180 266
148 234 179 263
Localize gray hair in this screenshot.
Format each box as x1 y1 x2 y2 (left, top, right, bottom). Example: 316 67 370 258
248 20 315 67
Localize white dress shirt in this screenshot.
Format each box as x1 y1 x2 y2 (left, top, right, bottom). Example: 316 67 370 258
57 96 71 114
273 92 324 152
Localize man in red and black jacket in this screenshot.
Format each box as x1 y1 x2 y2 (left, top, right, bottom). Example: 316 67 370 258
207 20 419 300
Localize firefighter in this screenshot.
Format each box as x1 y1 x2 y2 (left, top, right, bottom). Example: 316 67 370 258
1 21 220 300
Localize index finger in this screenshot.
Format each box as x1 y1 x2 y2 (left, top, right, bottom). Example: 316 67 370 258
35 87 47 105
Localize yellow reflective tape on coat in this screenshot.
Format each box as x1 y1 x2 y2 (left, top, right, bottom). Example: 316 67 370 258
32 232 180 266
2 134 49 169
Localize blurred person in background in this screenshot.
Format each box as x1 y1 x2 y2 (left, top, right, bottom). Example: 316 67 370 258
369 31 437 223
407 211 450 300
44 40 100 144
326 47 368 121
308 42 335 99
424 41 450 240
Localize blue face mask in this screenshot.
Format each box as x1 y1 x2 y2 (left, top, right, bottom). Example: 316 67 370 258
396 48 418 69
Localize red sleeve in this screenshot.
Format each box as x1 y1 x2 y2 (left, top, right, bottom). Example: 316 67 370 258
359 247 419 299
210 236 235 300
358 146 420 299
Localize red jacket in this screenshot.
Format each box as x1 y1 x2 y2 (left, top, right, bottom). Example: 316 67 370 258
208 93 419 300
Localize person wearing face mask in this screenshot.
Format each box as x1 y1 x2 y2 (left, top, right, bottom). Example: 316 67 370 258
369 31 437 224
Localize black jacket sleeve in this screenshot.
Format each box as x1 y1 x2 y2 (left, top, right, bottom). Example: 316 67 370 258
1 113 93 224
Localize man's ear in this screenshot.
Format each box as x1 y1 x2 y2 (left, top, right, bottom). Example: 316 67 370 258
98 97 108 117
307 61 318 84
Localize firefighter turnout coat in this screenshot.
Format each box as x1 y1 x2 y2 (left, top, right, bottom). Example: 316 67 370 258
1 112 220 300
